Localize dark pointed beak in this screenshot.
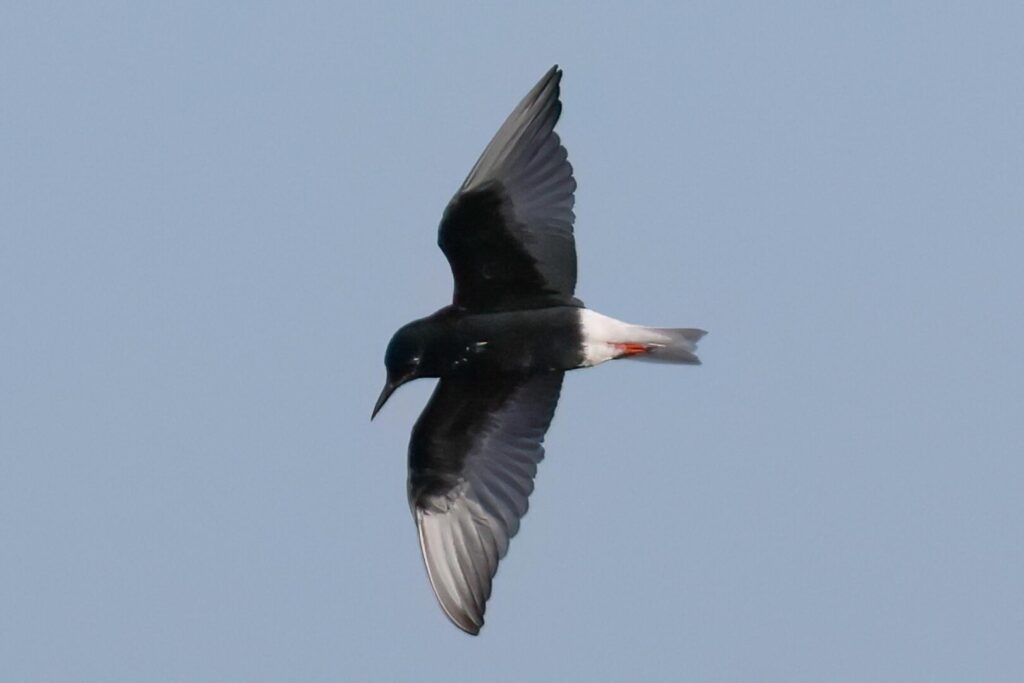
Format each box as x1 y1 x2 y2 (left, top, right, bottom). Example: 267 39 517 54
371 380 398 420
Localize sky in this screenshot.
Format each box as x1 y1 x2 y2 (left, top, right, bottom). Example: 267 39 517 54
2 2 1023 681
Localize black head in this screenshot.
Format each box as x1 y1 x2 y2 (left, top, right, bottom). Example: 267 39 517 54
371 320 433 419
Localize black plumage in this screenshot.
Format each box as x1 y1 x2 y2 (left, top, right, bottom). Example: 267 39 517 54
373 66 705 634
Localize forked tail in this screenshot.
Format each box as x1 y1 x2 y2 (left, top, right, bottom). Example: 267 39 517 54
625 327 706 364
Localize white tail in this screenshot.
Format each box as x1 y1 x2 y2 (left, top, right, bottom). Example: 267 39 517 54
578 309 706 367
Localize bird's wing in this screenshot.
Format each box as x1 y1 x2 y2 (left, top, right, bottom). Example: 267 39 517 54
408 371 564 634
438 66 578 312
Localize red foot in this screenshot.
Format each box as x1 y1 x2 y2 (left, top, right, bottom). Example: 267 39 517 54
611 342 652 358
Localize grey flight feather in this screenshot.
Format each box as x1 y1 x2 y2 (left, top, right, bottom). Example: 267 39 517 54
409 371 565 634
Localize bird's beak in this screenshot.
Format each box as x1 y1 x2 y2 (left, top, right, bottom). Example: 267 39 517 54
371 379 398 420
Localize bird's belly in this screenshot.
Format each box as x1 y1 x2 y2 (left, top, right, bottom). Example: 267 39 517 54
452 308 583 374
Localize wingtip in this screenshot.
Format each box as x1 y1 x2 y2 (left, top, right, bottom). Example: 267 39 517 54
437 582 486 636
537 64 561 90
439 599 485 635
416 509 489 636
454 617 482 636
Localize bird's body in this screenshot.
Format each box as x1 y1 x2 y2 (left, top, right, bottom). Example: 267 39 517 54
388 305 704 379
389 305 584 378
373 66 705 634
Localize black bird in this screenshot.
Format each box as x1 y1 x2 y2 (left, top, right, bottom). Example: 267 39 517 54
373 66 705 635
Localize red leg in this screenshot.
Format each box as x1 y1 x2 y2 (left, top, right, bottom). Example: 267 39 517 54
611 342 653 358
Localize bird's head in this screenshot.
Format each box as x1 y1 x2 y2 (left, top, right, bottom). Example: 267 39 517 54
372 321 432 419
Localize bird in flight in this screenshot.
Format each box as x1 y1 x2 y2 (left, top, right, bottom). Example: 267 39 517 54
372 66 705 635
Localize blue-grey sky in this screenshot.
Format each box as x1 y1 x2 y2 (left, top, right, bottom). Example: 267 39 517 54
3 2 1023 681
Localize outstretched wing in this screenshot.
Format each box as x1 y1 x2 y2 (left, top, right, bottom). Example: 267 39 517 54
408 372 564 634
438 66 578 312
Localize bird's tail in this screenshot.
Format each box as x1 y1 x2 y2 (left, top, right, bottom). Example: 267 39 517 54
625 326 706 364
579 309 706 366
